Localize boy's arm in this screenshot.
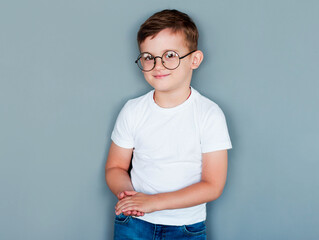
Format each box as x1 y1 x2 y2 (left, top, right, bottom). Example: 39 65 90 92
105 142 134 196
105 142 144 216
115 149 228 214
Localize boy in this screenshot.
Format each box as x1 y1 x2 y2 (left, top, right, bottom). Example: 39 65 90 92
105 9 232 240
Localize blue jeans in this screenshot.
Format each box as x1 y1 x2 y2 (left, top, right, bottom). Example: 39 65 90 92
114 214 207 240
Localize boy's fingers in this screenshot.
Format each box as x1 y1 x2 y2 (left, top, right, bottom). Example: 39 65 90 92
124 203 140 212
116 205 138 215
116 196 134 210
123 210 131 216
117 192 124 199
116 202 130 213
133 211 144 216
124 190 137 196
117 190 137 200
116 202 136 215
137 211 144 216
121 210 144 217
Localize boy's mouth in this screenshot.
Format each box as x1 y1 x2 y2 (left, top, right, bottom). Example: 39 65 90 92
153 74 170 79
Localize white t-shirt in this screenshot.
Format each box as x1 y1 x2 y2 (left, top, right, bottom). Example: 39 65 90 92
111 87 232 225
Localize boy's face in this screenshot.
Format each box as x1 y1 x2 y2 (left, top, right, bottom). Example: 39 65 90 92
139 28 200 93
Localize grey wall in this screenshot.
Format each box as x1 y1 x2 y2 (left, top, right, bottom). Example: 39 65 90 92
1 0 318 239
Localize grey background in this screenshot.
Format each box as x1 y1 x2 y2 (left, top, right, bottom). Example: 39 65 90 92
1 0 318 239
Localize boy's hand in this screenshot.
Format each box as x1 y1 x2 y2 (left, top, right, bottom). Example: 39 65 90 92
115 191 156 215
117 191 128 200
116 191 145 217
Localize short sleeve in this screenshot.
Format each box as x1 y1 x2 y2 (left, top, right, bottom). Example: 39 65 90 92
111 101 135 149
200 106 232 153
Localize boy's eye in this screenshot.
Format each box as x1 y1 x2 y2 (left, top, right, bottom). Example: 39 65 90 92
165 51 178 59
142 53 154 61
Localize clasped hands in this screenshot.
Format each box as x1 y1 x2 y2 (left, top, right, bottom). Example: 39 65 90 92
115 190 157 217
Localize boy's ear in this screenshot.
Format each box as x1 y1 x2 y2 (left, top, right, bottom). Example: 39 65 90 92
191 50 204 69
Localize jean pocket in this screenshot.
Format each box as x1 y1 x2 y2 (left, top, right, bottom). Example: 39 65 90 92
183 221 206 236
115 213 131 224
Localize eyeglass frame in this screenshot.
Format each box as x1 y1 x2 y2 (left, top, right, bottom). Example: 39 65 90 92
135 50 197 72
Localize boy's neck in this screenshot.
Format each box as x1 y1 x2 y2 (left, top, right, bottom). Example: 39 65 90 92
153 86 192 108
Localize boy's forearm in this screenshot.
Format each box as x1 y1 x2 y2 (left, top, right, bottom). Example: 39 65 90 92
105 167 134 197
115 180 224 215
115 151 227 215
153 181 223 211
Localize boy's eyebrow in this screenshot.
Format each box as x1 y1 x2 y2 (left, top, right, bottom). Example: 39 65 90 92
162 49 180 53
141 49 181 55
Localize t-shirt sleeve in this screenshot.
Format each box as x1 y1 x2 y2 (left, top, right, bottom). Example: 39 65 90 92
111 101 135 149
200 105 232 153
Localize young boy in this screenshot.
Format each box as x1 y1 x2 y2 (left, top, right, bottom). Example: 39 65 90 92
105 9 232 240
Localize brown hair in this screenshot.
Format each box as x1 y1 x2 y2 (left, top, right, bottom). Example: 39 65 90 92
137 9 199 51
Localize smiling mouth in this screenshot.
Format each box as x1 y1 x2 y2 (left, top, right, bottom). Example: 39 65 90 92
153 74 170 79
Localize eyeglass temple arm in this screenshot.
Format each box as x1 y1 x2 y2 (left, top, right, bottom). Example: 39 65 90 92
179 50 197 59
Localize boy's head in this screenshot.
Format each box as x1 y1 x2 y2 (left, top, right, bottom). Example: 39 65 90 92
137 9 198 51
136 9 203 94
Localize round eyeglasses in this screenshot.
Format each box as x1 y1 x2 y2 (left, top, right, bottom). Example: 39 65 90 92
135 50 196 72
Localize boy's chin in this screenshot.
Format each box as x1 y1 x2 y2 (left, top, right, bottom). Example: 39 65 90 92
149 84 170 92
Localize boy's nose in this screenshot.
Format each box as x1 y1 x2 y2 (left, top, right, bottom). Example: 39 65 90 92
154 58 165 70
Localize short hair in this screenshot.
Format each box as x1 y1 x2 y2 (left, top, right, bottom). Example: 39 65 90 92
137 9 199 51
